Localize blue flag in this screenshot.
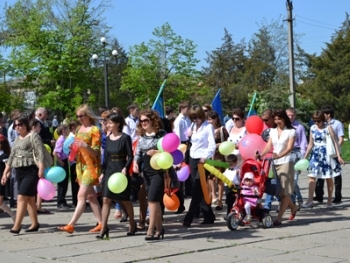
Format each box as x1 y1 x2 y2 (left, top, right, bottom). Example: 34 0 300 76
152 79 167 118
211 89 224 124
247 92 257 117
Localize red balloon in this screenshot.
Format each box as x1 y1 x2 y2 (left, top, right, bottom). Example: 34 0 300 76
69 143 79 162
239 134 266 159
245 116 264 134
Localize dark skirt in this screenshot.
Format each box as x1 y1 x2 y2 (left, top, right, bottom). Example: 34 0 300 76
16 165 39 197
144 172 164 202
102 174 131 201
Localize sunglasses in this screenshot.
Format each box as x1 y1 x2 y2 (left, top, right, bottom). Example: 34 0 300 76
262 118 269 122
14 123 23 128
76 114 85 119
192 116 199 120
139 119 150 124
232 117 241 121
314 120 322 123
203 109 208 112
99 119 107 123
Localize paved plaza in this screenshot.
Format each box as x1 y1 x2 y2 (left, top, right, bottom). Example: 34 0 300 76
1 165 350 263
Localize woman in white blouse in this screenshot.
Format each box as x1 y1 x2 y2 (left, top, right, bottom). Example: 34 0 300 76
183 105 216 227
259 109 299 226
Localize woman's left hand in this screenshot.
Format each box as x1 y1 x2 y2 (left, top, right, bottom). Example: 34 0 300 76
199 158 206 163
121 168 126 175
146 149 157 156
75 139 87 148
338 156 345 165
272 153 280 159
38 169 44 178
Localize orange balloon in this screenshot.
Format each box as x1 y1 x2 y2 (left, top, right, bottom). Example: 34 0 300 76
163 193 180 211
178 144 187 154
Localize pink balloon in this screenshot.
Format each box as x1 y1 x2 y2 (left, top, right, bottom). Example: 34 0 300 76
177 165 190 182
37 178 55 201
239 134 266 159
162 133 180 152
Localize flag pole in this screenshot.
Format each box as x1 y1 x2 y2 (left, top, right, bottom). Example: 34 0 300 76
247 92 257 117
152 79 167 109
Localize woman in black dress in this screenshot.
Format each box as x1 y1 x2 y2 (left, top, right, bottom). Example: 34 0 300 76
0 135 15 221
133 109 166 241
97 113 135 239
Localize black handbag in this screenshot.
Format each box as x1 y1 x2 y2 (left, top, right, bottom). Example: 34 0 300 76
264 162 282 196
184 123 194 165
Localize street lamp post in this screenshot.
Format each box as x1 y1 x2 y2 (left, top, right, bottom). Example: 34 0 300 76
92 37 118 108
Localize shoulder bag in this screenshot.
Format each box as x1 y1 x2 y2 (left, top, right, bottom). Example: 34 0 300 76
264 161 282 196
31 132 53 169
325 125 337 158
184 123 194 165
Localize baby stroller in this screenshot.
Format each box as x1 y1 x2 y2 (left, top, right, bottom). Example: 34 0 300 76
226 158 273 230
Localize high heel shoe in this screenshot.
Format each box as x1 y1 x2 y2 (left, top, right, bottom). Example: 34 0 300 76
96 227 109 240
154 228 165 240
120 215 128 223
10 227 21 235
25 223 40 232
127 222 137 236
301 202 314 208
145 235 154 241
89 223 102 233
57 224 74 234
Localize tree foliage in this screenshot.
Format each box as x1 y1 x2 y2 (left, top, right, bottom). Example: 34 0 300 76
121 23 201 109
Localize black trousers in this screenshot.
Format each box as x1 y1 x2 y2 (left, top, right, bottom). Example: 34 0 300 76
70 163 79 207
175 183 184 208
57 159 70 206
183 158 215 225
225 186 236 215
315 175 342 201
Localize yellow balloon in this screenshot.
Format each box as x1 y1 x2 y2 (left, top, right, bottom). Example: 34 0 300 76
53 129 59 140
178 144 187 154
44 144 51 153
150 153 161 170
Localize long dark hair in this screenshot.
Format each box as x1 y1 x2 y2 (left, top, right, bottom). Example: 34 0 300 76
273 109 294 129
0 135 11 155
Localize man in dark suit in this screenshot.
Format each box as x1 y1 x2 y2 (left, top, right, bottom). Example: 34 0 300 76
35 107 54 146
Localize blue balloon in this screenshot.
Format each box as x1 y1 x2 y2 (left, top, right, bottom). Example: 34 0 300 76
63 135 75 155
45 166 66 183
44 167 50 177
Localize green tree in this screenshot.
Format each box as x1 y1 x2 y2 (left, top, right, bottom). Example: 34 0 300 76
299 14 350 121
121 22 201 109
2 0 113 115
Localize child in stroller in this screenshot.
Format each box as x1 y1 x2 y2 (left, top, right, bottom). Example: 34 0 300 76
226 158 273 230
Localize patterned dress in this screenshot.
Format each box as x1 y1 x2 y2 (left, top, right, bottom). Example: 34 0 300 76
308 124 341 179
76 126 101 186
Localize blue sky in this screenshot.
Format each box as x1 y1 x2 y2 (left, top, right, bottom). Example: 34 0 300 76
1 0 348 68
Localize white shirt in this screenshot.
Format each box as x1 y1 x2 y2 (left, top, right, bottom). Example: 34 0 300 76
189 120 216 159
225 119 234 133
7 123 18 147
52 118 58 127
223 168 240 186
269 127 296 165
173 113 191 142
125 116 139 143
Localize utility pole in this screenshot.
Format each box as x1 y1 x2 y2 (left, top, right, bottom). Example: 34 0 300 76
286 0 296 107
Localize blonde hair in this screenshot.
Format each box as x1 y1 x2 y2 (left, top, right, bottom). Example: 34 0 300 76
76 104 98 126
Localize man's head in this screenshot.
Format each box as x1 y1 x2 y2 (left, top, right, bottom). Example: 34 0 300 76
321 105 334 121
165 106 174 119
11 109 21 121
286 107 296 123
35 107 48 121
127 103 139 118
178 102 189 116
261 109 275 128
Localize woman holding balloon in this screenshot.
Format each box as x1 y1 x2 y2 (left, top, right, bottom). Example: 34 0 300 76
302 111 344 208
183 105 216 227
1 115 45 234
97 113 135 239
58 104 102 234
133 109 166 240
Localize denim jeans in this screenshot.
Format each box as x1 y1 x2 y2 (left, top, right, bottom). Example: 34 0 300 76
290 148 303 203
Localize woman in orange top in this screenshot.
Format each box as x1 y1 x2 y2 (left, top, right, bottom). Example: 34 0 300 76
58 104 102 234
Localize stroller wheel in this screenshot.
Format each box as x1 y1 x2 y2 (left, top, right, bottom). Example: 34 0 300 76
262 213 273 228
227 212 240 231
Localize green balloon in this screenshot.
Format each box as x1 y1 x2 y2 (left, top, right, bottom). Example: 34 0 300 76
219 141 235 155
156 152 174 169
268 169 274 178
157 137 164 152
294 159 309 171
108 172 128 194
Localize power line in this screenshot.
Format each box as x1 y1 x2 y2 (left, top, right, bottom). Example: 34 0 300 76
296 15 340 28
295 19 336 31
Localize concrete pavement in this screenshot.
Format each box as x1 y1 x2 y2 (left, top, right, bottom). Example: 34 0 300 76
1 165 350 263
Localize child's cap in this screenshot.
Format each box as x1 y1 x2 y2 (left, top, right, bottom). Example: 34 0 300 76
243 172 254 180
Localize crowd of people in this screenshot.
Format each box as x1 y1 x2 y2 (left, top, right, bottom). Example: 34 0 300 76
0 102 346 238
